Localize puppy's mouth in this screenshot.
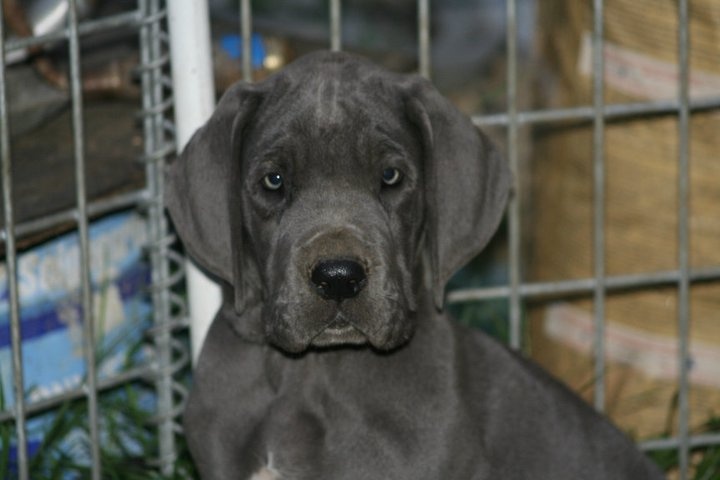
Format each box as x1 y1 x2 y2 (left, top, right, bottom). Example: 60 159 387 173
310 313 367 348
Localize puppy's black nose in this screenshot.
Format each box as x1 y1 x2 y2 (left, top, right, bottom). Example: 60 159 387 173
311 259 367 301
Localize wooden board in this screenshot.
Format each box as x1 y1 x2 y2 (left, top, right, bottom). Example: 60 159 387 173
1 101 146 253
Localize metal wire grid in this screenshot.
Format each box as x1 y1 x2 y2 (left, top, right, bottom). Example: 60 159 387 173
0 0 186 478
138 0 189 474
0 0 717 478
237 0 719 478
461 1 720 478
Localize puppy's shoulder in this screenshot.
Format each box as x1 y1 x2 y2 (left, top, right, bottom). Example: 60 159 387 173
445 319 664 479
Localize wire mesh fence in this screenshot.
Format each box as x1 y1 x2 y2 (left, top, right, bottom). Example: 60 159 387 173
0 0 185 477
0 0 718 479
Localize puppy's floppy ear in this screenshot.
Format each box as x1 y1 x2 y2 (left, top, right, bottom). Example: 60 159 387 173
165 81 262 308
404 78 511 309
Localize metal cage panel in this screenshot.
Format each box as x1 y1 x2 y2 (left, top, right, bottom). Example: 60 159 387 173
0 0 718 479
0 0 185 477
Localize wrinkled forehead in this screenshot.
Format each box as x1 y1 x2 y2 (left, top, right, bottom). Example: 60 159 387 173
244 58 414 158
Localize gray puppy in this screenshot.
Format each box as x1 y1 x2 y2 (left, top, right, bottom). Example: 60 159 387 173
166 51 663 480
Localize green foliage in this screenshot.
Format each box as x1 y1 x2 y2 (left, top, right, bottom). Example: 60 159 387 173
446 227 510 343
0 378 11 478
645 416 720 479
0 301 196 480
0 370 196 479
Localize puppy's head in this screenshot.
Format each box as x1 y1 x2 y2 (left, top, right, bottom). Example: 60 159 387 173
166 52 510 353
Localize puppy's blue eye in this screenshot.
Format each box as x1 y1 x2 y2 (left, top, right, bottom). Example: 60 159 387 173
382 167 402 186
262 173 283 191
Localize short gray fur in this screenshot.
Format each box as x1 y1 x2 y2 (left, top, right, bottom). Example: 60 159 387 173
166 52 663 480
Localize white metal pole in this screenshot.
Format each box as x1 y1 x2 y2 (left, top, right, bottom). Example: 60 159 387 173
167 0 220 364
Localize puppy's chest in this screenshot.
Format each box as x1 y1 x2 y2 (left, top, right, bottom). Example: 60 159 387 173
244 389 478 480
249 453 281 480
240 346 475 479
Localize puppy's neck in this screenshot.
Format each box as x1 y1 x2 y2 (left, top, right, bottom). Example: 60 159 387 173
220 283 266 344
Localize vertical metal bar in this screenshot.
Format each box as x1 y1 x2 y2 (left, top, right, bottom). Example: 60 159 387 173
0 6 29 480
141 0 177 472
418 0 430 79
506 0 521 349
591 0 606 412
151 2 176 472
241 0 252 82
676 0 691 476
67 0 101 477
330 0 341 52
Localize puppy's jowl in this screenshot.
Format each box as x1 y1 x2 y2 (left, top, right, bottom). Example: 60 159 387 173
167 52 663 480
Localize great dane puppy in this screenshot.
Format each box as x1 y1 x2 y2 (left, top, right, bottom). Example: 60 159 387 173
166 51 663 480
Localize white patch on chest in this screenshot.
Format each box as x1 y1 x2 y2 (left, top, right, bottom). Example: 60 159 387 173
249 452 281 480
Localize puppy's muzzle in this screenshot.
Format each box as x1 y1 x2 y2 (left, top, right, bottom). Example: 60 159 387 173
310 259 367 301
308 257 370 348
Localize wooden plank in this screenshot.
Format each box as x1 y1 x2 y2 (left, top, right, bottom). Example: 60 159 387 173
1 101 145 252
